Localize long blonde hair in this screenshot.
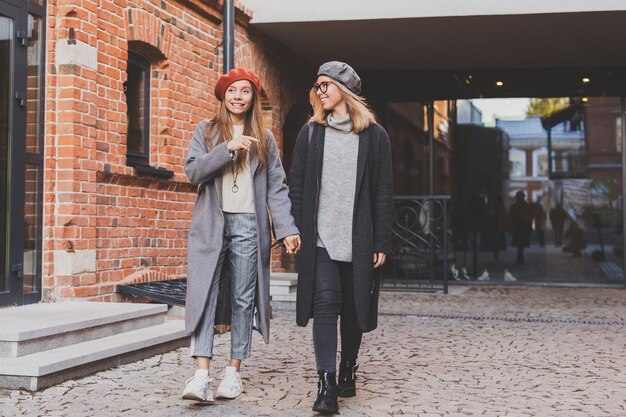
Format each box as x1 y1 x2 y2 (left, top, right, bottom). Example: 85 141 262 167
204 85 268 170
309 81 377 133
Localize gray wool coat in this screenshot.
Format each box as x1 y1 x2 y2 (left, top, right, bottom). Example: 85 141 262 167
288 121 393 333
184 121 299 343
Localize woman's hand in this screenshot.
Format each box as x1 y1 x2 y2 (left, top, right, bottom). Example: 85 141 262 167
214 324 230 334
227 134 259 152
283 234 301 254
373 252 387 268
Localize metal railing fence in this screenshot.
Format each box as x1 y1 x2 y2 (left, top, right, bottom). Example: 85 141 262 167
382 195 450 293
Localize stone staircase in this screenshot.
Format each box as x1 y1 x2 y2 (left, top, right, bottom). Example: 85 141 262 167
270 272 297 311
0 302 188 391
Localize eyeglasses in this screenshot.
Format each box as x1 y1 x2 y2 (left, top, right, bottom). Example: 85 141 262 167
313 81 334 94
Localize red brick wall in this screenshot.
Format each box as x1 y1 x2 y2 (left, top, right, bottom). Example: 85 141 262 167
43 0 311 301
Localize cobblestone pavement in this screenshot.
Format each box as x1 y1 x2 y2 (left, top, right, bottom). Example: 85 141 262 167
2 286 625 417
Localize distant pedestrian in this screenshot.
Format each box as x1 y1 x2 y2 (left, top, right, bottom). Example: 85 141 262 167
530 200 547 247
549 203 569 247
563 220 586 257
509 191 533 265
289 61 393 414
182 68 300 402
483 193 506 261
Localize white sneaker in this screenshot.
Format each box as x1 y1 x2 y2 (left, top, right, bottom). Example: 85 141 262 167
461 267 471 280
477 270 490 281
450 264 460 280
504 270 517 281
215 366 243 399
182 369 214 402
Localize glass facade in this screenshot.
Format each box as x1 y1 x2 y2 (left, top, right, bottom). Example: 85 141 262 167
453 97 624 284
373 69 626 287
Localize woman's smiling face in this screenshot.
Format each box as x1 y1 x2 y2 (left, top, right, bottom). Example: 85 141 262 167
224 80 254 117
314 76 344 111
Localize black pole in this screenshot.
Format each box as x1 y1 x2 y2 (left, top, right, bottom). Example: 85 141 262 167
547 128 553 176
443 198 449 294
621 96 626 288
427 103 436 283
223 0 234 73
428 102 435 195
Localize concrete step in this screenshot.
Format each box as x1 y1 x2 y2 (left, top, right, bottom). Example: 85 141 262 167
271 295 296 312
270 285 297 295
271 293 297 302
270 272 298 285
0 302 168 358
270 272 297 295
270 272 297 311
0 319 188 391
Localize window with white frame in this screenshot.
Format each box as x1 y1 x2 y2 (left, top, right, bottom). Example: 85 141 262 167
509 148 526 177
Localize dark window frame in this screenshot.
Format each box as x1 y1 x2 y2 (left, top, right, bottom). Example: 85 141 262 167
125 52 151 167
0 0 46 306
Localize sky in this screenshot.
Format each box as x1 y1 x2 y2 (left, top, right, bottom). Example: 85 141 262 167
472 98 530 127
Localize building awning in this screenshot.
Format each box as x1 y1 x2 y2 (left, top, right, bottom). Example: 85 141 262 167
241 1 626 71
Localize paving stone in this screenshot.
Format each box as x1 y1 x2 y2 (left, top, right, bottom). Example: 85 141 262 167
1 286 625 416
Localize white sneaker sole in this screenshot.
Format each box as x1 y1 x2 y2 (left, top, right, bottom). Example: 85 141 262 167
182 391 215 402
215 389 242 399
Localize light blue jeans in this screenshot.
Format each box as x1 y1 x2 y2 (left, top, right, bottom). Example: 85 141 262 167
191 213 258 360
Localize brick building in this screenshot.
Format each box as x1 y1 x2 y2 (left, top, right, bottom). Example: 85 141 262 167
1 0 312 306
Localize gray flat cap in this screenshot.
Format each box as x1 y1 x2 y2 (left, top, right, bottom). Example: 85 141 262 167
317 61 361 95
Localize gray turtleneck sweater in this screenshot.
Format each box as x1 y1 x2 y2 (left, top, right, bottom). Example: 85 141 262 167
316 114 359 262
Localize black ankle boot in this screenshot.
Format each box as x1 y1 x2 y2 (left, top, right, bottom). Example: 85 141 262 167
337 359 358 397
312 370 338 414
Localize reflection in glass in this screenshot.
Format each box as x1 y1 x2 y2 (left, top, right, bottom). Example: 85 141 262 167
452 97 624 284
387 101 454 196
23 164 40 294
0 16 13 293
26 14 42 153
387 102 429 195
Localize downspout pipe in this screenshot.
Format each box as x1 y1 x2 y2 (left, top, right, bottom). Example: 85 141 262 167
428 102 435 195
223 0 234 73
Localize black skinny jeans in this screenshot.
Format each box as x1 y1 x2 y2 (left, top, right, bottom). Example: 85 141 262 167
313 247 363 372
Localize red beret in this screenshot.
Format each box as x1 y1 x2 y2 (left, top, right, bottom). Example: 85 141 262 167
214 68 262 101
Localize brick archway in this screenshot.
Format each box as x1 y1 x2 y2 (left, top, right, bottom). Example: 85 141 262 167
234 43 277 106
124 8 174 59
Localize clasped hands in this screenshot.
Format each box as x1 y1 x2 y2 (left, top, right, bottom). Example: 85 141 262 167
282 234 301 254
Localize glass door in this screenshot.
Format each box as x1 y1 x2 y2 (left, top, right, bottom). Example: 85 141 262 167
0 2 20 305
22 10 44 303
0 0 42 306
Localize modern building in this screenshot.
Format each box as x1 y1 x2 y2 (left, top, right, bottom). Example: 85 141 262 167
2 0 626 307
240 0 626 286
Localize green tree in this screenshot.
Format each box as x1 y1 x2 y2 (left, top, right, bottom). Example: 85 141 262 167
526 98 569 117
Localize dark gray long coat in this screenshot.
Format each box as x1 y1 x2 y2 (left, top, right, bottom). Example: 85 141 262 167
185 121 299 342
288 121 393 332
